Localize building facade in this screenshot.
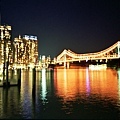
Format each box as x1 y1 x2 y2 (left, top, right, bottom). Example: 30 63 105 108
0 25 13 70
13 35 38 69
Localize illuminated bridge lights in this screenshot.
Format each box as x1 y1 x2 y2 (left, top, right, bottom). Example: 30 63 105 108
56 41 120 64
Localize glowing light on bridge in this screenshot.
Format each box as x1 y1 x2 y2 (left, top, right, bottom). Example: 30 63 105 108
55 41 120 66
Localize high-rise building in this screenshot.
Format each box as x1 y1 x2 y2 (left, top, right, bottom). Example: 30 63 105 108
13 35 38 69
0 25 13 69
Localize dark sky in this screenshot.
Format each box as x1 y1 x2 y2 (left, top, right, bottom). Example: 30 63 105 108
0 0 120 58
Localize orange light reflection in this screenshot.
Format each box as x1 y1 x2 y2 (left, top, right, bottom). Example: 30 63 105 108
54 68 118 102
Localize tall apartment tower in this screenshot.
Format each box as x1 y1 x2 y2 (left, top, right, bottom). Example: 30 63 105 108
13 35 38 69
0 25 13 69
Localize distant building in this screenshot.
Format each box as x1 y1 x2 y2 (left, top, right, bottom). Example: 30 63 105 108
13 35 38 69
38 55 51 68
0 25 13 69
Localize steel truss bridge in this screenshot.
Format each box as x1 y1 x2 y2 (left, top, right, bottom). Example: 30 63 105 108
54 41 120 68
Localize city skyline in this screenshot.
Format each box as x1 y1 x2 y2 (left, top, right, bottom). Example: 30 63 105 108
0 0 120 58
0 25 39 70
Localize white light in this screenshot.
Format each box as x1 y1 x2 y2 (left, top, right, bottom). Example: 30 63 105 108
23 35 37 40
41 68 47 103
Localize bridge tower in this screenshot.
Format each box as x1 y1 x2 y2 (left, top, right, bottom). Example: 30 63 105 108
63 49 70 68
64 50 66 68
118 41 120 58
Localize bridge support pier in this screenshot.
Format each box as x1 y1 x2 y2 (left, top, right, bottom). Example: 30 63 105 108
64 62 70 68
64 62 66 68
106 59 108 63
64 53 66 68
67 62 70 68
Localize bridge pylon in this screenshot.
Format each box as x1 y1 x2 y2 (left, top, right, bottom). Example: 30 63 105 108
63 53 66 68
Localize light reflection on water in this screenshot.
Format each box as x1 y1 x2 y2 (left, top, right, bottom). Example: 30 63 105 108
54 67 120 119
86 68 90 96
0 67 119 119
41 68 47 104
117 69 120 108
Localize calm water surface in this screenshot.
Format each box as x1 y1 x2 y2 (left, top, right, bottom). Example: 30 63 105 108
0 67 120 119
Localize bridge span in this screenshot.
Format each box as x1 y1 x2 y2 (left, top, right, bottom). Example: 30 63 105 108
54 41 120 68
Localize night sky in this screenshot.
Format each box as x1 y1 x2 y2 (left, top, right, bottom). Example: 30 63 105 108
0 0 120 58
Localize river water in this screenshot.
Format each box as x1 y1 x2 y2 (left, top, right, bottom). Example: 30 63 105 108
0 67 120 119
